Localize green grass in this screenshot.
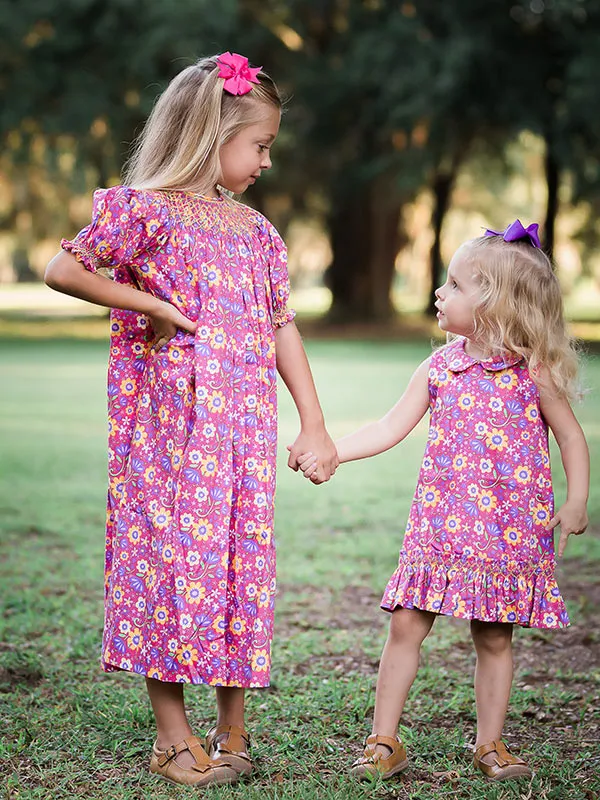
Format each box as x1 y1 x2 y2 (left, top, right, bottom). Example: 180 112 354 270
1 331 599 800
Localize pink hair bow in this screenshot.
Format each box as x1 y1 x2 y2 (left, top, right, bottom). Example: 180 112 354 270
484 219 541 248
217 52 261 96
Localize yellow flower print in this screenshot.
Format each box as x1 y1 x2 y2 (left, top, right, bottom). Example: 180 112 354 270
154 606 169 625
168 347 183 363
120 378 137 396
480 458 494 474
192 519 213 541
256 525 272 546
148 669 163 681
532 504 550 527
478 490 497 513
524 403 539 422
162 544 174 563
154 508 172 529
251 649 270 672
428 425 445 446
422 487 441 507
207 391 226 414
503 527 522 546
210 327 227 349
452 454 467 471
206 267 223 287
452 597 467 615
110 319 125 335
185 582 207 604
514 465 532 484
212 615 226 634
257 460 272 483
144 466 156 483
200 455 219 478
229 617 247 636
458 393 476 410
127 525 142 544
495 370 518 389
257 586 270 609
445 515 460 533
158 406 170 423
232 555 243 572
486 428 508 451
177 645 199 666
127 627 143 650
132 427 147 446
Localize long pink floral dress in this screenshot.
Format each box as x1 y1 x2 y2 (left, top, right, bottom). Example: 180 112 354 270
381 338 569 629
62 186 295 685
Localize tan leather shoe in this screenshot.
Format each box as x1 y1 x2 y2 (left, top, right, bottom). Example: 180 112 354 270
149 734 238 786
473 740 532 781
351 734 409 780
205 724 253 776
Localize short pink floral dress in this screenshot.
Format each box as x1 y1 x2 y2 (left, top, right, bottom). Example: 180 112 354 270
62 186 295 685
382 338 569 629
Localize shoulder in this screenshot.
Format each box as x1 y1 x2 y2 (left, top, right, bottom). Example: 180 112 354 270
230 201 285 246
92 185 169 223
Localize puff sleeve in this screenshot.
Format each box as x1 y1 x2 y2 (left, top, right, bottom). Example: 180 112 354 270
61 186 168 273
261 219 296 328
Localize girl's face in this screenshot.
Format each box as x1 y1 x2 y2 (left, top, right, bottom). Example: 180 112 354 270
218 105 281 195
435 246 482 339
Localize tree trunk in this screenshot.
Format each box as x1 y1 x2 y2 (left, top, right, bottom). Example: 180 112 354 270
427 168 456 315
325 182 402 323
544 137 558 256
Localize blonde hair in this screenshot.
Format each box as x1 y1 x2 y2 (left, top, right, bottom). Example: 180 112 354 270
460 235 581 400
123 55 282 194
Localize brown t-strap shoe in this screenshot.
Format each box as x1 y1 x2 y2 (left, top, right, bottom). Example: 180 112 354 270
473 740 532 781
350 734 409 780
205 724 253 776
149 734 238 786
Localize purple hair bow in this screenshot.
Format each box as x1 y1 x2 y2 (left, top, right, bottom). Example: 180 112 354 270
484 219 541 249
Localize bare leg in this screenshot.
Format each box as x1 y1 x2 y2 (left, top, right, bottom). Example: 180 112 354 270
212 687 248 756
470 620 513 764
371 607 436 753
145 677 195 767
216 686 246 728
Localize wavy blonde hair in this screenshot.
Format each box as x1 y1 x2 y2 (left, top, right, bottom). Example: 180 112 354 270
459 235 581 400
123 55 281 194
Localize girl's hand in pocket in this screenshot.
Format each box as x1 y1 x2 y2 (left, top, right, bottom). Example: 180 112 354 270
148 301 197 351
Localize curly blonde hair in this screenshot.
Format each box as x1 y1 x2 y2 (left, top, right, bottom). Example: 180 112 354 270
459 234 581 400
123 55 282 195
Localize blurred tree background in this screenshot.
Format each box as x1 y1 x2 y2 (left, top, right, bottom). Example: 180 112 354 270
2 0 600 322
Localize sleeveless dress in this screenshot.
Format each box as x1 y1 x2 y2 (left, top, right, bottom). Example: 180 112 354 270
381 338 569 629
62 186 295 685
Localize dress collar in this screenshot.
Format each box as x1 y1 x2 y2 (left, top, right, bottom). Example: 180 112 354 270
443 338 523 373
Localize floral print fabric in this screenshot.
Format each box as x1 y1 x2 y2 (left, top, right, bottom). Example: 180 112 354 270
62 186 295 685
382 338 569 629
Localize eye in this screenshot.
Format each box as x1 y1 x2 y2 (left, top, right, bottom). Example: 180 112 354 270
451 279 458 289
258 144 269 152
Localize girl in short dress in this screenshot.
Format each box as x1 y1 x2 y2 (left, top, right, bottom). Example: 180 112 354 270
299 221 589 782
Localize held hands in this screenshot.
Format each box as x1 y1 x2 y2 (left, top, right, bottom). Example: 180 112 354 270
547 501 588 557
287 429 339 485
148 300 197 351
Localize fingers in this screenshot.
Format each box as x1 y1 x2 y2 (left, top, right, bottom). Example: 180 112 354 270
151 335 172 352
546 515 560 531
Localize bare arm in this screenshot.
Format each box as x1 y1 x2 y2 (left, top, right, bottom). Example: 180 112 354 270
336 357 431 463
45 250 197 347
274 321 338 482
539 386 589 557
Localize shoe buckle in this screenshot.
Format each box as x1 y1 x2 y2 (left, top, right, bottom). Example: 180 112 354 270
158 744 178 766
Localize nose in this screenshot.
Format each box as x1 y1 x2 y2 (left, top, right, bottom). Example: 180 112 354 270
261 152 272 170
435 285 444 300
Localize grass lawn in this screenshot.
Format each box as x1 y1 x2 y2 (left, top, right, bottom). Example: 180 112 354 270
1 327 599 800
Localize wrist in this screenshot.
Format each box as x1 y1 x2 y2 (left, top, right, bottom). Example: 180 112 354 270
299 413 325 433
